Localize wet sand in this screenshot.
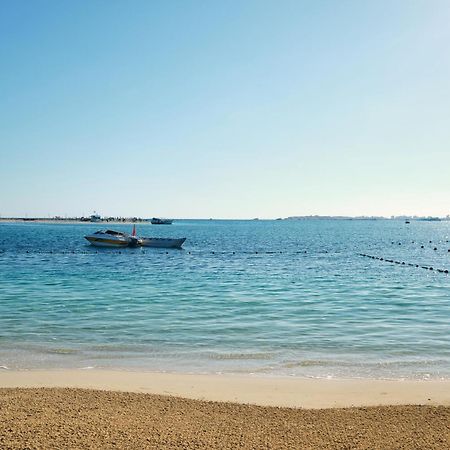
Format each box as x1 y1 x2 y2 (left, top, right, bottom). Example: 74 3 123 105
1 370 450 408
1 388 449 449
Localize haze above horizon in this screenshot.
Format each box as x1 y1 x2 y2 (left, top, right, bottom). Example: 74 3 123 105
1 1 449 219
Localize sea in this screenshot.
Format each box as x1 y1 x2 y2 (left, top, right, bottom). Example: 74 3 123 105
0 219 449 380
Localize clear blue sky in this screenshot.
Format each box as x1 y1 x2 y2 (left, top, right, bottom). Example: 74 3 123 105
1 0 449 218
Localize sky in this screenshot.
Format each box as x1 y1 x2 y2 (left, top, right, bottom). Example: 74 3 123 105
1 0 449 219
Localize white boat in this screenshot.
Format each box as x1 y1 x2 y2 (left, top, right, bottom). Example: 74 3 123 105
139 237 186 249
150 217 173 225
85 230 139 248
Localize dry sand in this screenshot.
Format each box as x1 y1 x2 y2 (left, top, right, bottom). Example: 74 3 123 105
1 388 449 449
1 371 450 448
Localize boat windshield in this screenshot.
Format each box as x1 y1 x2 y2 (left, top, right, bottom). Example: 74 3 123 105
105 230 126 236
94 230 127 237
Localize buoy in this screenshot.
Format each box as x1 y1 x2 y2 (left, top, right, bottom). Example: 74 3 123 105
421 245 424 249
434 247 437 251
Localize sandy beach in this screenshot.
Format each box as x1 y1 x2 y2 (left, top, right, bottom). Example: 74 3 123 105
1 387 449 449
1 371 450 449
1 370 450 409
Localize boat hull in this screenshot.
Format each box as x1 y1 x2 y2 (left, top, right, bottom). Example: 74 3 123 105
139 237 186 249
85 236 130 248
150 218 173 225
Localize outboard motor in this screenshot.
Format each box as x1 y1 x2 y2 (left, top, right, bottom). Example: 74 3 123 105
129 224 139 247
129 236 139 247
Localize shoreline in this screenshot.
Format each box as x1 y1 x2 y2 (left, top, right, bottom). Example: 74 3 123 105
0 219 148 224
1 369 450 409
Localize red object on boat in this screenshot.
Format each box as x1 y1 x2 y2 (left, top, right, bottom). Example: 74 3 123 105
132 225 136 237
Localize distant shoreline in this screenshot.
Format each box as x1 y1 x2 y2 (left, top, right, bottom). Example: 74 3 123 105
0 216 448 223
0 218 148 224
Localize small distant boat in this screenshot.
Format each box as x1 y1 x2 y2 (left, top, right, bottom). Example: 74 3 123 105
139 237 186 249
405 220 410 224
85 230 139 248
151 218 173 225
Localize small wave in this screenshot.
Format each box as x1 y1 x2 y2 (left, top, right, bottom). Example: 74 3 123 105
88 345 160 354
281 360 337 368
0 365 10 370
207 352 272 360
44 348 79 355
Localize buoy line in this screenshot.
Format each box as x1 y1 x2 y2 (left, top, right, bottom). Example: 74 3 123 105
390 241 450 252
0 250 311 256
359 253 449 274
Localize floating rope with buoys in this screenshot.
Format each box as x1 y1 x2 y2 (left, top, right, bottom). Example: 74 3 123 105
359 253 449 274
0 249 311 256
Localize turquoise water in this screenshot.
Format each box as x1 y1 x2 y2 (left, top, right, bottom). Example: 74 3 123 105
0 220 449 379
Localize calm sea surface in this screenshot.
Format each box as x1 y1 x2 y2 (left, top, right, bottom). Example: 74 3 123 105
0 220 449 379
